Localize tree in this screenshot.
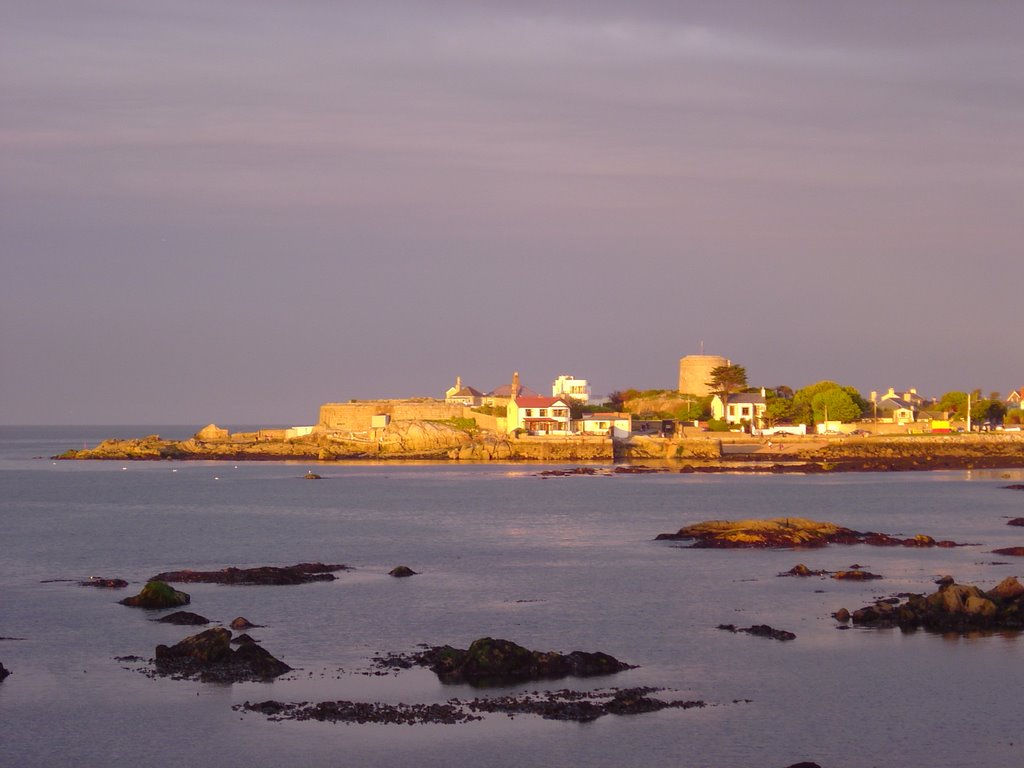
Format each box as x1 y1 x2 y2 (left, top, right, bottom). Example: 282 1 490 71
706 364 748 408
792 380 867 425
971 399 1006 425
937 391 968 415
763 396 796 427
811 388 860 424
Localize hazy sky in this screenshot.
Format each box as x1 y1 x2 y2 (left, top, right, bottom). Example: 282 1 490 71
3 1 1022 425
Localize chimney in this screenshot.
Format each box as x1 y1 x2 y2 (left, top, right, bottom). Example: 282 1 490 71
511 371 520 398
455 375 461 391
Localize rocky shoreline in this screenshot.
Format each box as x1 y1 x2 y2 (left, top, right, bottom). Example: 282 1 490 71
52 427 1024 471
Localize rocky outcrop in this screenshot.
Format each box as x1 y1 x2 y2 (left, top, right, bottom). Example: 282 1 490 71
832 569 882 580
844 576 1024 632
656 517 963 549
119 581 190 609
717 624 796 641
151 562 348 585
0 662 9 681
154 628 291 682
992 547 1024 557
399 637 634 686
388 566 417 578
230 617 260 630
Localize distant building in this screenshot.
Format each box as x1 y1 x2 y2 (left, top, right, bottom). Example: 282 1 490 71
580 412 632 439
552 374 591 404
444 376 484 407
678 354 730 396
484 371 538 407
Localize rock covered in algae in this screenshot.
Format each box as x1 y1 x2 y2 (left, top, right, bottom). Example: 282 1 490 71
119 580 190 609
656 517 962 549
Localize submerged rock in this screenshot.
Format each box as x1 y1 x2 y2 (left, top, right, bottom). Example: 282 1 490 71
154 611 209 625
303 472 322 480
150 562 349 585
991 547 1024 557
717 624 796 642
154 628 291 682
0 662 10 681
388 566 417 578
230 617 260 630
832 569 882 581
119 581 190 609
79 577 128 589
403 637 634 686
235 686 704 725
656 517 963 549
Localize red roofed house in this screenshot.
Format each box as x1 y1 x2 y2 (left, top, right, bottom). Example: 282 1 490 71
507 395 573 435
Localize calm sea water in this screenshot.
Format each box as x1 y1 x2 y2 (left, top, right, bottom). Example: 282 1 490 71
2 426 1023 768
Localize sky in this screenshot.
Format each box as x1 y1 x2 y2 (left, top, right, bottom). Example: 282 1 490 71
2 1 1022 425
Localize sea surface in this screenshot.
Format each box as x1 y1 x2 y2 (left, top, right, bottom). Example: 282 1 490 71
2 425 1023 768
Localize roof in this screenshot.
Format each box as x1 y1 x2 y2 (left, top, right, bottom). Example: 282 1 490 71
450 385 484 398
725 393 766 405
488 383 539 398
582 412 631 420
878 396 914 411
514 396 569 408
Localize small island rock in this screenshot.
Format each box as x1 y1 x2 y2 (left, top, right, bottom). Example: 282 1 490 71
411 637 633 685
389 566 418 578
119 581 190 609
155 628 291 682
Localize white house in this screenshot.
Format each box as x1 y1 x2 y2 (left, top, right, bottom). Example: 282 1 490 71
877 389 916 425
552 374 591 404
711 390 767 428
580 412 632 439
507 396 573 435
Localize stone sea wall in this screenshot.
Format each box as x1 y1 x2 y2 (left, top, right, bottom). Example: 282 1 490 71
53 426 1024 469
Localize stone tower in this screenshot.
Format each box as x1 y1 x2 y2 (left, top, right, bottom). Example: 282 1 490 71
678 354 730 396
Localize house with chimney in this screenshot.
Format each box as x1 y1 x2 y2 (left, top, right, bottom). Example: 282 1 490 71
507 393 573 435
710 389 767 429
444 376 484 407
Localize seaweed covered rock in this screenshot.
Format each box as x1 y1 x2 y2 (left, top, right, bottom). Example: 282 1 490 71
656 517 962 549
414 637 633 685
119 580 190 609
154 628 291 682
849 576 1024 632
